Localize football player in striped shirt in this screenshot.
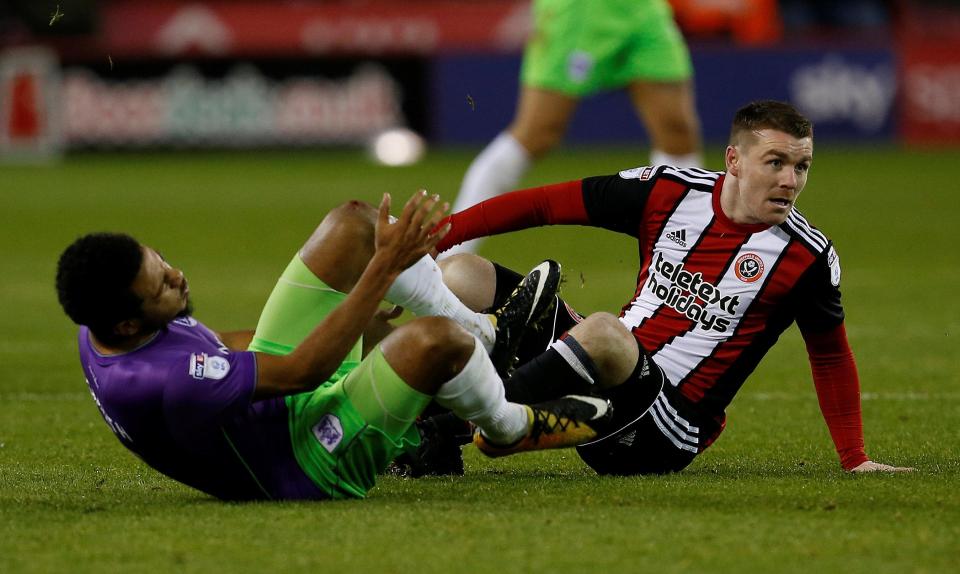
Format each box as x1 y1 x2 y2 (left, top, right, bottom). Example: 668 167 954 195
434 100 912 475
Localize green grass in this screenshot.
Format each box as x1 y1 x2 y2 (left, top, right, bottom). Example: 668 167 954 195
1 146 958 573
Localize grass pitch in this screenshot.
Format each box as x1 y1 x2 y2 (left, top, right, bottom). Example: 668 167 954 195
1 146 958 573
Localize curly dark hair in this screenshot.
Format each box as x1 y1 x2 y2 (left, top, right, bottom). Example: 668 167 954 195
729 100 813 145
56 232 144 346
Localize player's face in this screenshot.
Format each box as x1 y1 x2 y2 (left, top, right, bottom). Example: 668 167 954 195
725 129 813 226
130 246 191 328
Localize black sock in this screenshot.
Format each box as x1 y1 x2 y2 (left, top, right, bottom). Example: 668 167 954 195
504 334 598 404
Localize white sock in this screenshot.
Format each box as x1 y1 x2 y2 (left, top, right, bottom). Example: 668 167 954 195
385 255 496 352
650 149 703 168
444 132 532 256
433 338 529 444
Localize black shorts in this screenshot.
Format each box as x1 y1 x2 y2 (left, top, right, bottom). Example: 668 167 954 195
577 389 720 476
576 411 698 475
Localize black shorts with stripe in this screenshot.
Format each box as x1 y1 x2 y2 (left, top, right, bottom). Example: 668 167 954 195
576 413 697 475
576 388 701 475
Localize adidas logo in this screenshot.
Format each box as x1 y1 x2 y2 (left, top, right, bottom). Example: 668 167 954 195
666 229 687 247
640 355 650 378
617 430 637 447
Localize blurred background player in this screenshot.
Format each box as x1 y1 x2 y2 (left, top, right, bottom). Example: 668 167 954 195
447 0 703 255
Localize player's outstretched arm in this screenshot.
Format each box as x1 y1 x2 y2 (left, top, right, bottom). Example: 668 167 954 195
849 461 915 473
435 180 587 252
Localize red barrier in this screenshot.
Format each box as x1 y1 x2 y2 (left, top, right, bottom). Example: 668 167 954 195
901 41 960 145
0 47 62 159
53 0 531 60
898 3 960 145
8 73 41 140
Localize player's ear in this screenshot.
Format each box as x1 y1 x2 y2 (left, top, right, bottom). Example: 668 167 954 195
725 146 740 176
114 318 142 338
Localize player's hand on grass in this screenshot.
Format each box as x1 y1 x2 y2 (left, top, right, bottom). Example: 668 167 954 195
850 460 915 473
375 190 451 274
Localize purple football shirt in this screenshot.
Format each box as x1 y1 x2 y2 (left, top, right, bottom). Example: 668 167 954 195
78 316 324 500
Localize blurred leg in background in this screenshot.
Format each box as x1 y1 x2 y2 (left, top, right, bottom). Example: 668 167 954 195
448 0 702 256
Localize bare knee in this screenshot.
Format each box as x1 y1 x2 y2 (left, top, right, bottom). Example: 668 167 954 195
300 200 378 292
336 199 377 218
380 317 476 394
439 254 497 312
572 313 632 351
510 122 564 158
655 109 698 137
567 312 639 387
509 87 577 158
314 201 378 240
653 111 700 148
629 81 701 153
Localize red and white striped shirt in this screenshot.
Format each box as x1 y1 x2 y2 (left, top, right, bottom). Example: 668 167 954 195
438 166 868 469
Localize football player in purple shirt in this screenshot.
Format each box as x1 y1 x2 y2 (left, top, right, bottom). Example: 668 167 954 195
56 192 612 501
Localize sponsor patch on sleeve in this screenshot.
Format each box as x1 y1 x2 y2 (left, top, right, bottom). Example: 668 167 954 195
189 353 231 380
827 246 841 287
619 166 655 181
